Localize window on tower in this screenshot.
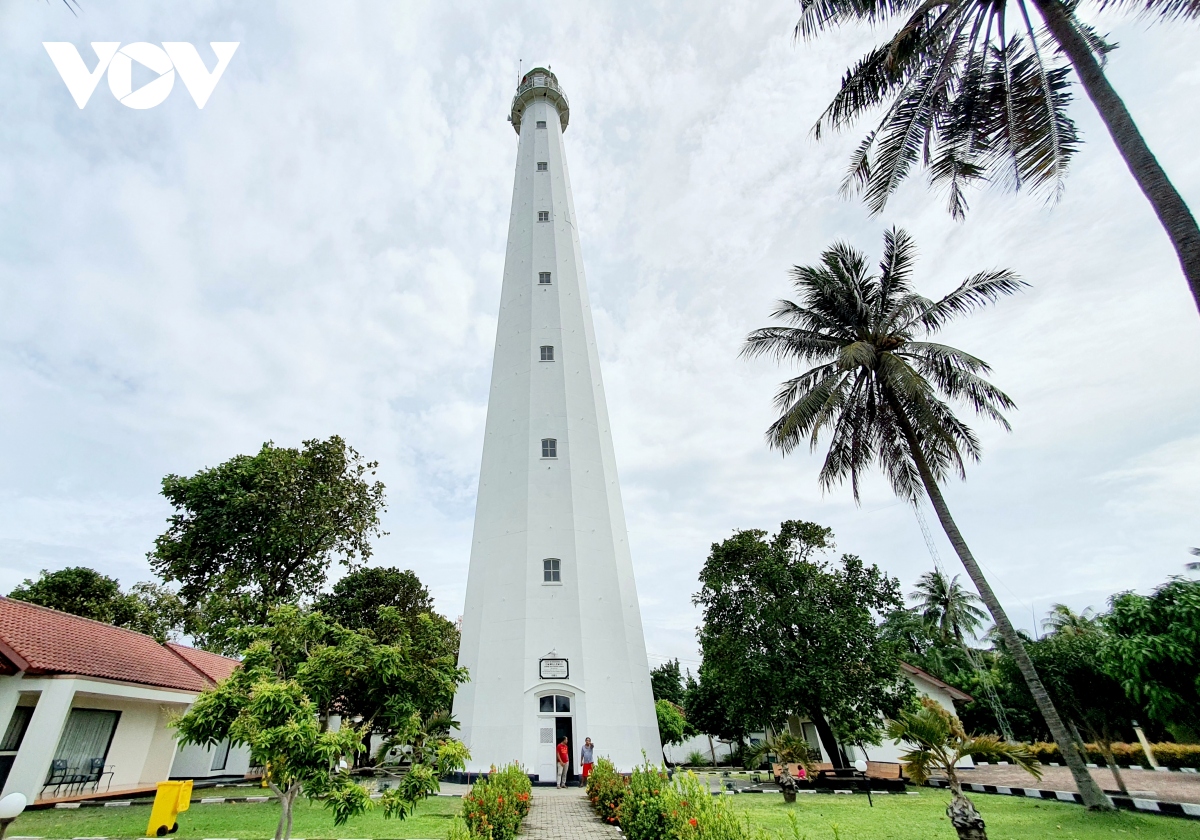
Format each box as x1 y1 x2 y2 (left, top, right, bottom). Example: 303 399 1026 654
541 438 557 458
543 558 561 582
540 345 554 362
538 211 550 222
537 162 548 171
536 120 547 129
538 272 552 284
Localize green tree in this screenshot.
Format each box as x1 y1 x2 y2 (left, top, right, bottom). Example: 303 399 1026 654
9 567 188 643
682 665 746 765
694 520 912 767
912 570 989 644
175 606 468 840
649 658 684 705
1042 603 1097 637
314 567 459 662
796 0 1200 315
888 698 1041 840
742 228 1109 807
150 436 387 653
999 629 1140 793
655 699 688 764
1101 577 1200 742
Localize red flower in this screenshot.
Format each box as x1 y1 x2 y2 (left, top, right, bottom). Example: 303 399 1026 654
689 818 698 827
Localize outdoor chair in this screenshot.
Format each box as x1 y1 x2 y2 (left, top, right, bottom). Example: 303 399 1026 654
79 757 114 793
42 759 82 798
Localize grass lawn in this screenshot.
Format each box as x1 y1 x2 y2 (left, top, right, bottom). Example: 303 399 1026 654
12 794 461 839
730 788 1200 840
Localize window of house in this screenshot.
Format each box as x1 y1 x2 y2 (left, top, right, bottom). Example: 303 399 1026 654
52 709 120 773
538 211 550 222
0 706 32 752
539 272 552 284
543 558 561 582
540 345 554 362
541 438 557 458
536 120 547 129
538 694 570 712
210 737 232 772
537 162 548 171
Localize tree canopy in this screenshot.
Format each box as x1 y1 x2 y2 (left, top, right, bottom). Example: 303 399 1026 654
1101 577 1200 743
693 519 912 766
650 658 684 706
175 606 468 840
149 436 387 653
9 566 188 642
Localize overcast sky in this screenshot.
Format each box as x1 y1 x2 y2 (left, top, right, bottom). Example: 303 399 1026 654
2 0 1197 669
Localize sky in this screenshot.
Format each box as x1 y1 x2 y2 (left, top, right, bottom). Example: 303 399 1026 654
1 0 1197 671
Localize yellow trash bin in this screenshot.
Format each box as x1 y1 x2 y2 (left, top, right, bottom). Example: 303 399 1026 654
146 779 192 837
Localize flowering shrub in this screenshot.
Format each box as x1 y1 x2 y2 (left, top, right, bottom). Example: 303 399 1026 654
585 757 627 824
460 763 532 839
618 761 672 840
663 771 753 840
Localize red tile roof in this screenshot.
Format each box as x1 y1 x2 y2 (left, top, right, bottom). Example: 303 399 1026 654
0 597 236 693
167 642 239 683
900 661 974 702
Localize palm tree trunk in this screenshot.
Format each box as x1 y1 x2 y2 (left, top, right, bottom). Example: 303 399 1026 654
1030 0 1200 316
886 398 1113 810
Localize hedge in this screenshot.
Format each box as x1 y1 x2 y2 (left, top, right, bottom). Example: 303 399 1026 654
1023 742 1200 769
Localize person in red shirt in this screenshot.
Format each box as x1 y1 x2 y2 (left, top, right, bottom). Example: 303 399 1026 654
556 737 570 788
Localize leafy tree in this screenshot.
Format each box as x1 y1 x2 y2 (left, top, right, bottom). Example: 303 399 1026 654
889 698 1041 840
999 629 1140 793
682 665 746 765
649 658 684 705
796 0 1200 315
694 520 912 767
1101 577 1200 742
655 699 688 763
314 567 459 662
150 436 387 653
175 606 468 840
9 567 188 642
743 229 1109 807
911 570 988 644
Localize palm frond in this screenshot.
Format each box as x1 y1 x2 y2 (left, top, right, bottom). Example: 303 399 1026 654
904 269 1027 333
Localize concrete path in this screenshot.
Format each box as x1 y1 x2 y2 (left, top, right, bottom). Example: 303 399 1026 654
522 787 621 840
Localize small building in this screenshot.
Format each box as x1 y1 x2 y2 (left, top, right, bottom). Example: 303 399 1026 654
0 597 248 802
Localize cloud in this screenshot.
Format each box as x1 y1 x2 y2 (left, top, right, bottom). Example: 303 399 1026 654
0 0 1197 666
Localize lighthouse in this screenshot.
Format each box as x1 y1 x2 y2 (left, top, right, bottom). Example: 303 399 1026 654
453 68 661 781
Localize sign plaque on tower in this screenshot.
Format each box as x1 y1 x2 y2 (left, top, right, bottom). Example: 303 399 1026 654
452 68 661 782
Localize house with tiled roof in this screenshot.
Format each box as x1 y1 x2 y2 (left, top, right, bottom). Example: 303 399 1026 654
0 597 251 802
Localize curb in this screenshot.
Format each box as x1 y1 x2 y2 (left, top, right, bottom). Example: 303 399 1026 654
926 779 1200 819
973 760 1199 774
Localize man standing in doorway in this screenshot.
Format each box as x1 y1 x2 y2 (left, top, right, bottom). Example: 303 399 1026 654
581 737 595 782
556 736 570 788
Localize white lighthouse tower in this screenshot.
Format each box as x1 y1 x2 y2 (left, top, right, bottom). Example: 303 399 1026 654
453 68 660 781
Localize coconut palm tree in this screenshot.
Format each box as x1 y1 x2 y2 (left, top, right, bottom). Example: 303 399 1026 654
797 0 1200 316
742 227 1110 808
889 698 1041 840
1042 603 1098 636
912 570 989 644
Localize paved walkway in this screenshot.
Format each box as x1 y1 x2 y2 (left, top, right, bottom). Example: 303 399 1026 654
522 787 622 840
955 764 1200 804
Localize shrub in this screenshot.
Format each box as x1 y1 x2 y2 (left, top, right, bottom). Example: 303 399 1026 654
586 757 627 825
460 763 532 840
685 749 711 767
1024 741 1200 769
663 770 754 840
619 761 672 840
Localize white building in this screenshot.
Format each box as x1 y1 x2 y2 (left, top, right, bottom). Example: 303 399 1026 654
454 68 661 782
0 597 249 802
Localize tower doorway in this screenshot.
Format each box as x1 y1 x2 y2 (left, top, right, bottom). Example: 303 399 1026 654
555 716 574 782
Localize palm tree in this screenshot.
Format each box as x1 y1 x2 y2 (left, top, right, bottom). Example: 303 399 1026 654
1041 603 1097 636
742 227 1111 808
889 698 1042 840
796 0 1200 316
912 570 989 644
